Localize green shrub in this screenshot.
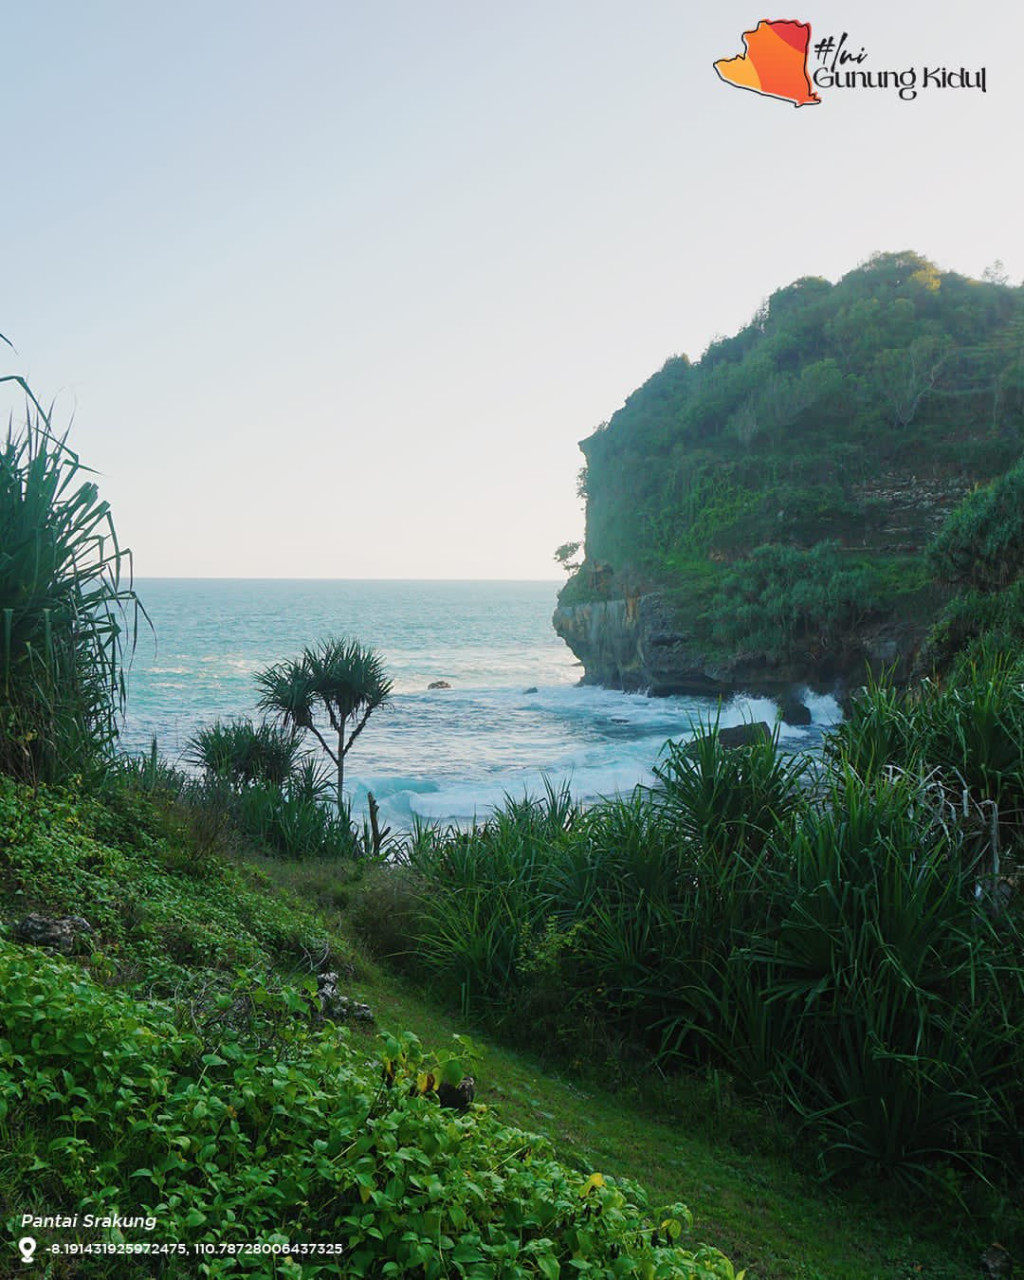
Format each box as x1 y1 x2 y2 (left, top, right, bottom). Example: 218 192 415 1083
187 718 356 860
760 767 1024 1184
929 457 1024 592
830 650 1024 838
346 862 428 970
653 723 808 861
236 779 359 860
0 945 742 1278
708 542 879 658
407 788 582 1014
926 581 1024 671
825 671 921 781
0 775 341 989
401 667 1024 1188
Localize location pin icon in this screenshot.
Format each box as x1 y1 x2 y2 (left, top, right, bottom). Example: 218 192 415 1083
18 1237 37 1265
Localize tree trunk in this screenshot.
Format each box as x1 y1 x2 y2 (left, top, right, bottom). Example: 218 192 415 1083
343 721 350 808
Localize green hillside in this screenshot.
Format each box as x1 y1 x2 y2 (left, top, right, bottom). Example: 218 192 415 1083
562 252 1024 675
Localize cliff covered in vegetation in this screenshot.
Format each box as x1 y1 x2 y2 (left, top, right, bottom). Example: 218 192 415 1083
555 251 1024 694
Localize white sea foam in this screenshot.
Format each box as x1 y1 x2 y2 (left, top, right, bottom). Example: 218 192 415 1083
123 580 842 833
803 690 843 725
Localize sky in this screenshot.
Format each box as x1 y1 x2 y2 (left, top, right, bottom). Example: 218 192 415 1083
3 1 1022 578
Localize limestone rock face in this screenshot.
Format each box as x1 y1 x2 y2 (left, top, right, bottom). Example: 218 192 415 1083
553 591 927 702
552 595 729 696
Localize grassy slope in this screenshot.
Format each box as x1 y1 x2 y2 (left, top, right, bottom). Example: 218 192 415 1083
0 783 985 1278
260 859 985 1280
352 971 977 1280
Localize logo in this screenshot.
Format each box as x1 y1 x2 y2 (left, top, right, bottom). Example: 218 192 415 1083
715 20 988 105
714 20 820 107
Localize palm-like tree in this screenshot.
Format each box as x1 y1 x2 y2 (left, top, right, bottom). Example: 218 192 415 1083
1 380 144 782
255 636 392 809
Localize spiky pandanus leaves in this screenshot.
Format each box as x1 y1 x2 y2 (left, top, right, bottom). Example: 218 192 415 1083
187 718 304 790
0 387 144 782
255 635 392 808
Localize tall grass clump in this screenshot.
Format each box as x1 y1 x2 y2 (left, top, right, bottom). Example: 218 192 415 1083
408 735 808 1059
187 717 303 789
187 718 358 860
407 781 583 1014
403 689 1024 1191
758 767 1024 1184
829 647 1024 849
0 387 143 783
653 721 809 859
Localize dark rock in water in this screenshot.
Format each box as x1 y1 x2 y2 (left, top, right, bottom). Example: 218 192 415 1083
779 695 812 726
316 971 374 1023
717 722 772 750
523 686 538 694
16 914 93 955
427 680 452 690
437 1075 476 1111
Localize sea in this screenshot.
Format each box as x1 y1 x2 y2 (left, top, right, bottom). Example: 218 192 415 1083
120 579 841 833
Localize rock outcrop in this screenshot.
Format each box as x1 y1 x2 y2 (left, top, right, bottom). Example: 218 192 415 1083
553 591 927 702
779 695 812 726
15 914 93 955
316 971 374 1023
716 722 772 749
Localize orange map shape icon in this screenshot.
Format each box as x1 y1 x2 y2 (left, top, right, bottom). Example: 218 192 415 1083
714 19 821 107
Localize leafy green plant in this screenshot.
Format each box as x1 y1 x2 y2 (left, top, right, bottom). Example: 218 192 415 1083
0 941 742 1278
236 778 359 860
186 717 357 860
830 650 1024 839
926 580 1024 669
708 542 879 659
825 669 921 781
929 457 1024 592
759 767 1021 1186
399 663 1024 1191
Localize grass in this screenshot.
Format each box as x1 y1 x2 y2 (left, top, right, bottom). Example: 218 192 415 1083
389 733 1024 1201
255 855 992 1280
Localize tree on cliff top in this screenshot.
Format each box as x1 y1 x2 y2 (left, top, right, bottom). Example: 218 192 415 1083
255 636 392 810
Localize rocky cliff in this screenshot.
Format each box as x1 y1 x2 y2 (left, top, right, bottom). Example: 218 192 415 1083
552 591 928 701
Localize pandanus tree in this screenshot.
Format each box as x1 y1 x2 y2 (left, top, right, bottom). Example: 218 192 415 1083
0 371 143 782
255 636 392 810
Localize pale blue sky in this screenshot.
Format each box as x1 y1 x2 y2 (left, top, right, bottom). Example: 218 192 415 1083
3 2 1020 577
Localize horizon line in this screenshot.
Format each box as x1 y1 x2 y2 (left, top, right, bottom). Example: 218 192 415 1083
131 575 566 583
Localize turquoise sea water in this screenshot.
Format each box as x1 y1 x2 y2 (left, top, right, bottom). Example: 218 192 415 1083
122 579 840 831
